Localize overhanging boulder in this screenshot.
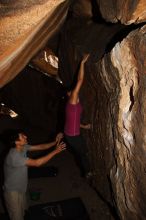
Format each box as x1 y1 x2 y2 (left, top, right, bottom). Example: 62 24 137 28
0 0 69 88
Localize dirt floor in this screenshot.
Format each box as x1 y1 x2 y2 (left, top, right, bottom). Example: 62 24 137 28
0 150 115 220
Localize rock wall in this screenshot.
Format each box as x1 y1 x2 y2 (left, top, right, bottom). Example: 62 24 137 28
57 3 146 215
87 1 146 218
96 0 146 24
89 25 146 219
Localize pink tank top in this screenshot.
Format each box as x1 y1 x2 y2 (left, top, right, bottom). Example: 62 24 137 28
64 102 82 136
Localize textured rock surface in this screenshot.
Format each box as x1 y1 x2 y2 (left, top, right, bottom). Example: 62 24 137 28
0 0 63 53
0 0 69 88
31 47 58 77
96 0 146 24
90 25 146 219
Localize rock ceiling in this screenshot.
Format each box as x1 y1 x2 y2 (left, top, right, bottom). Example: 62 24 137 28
0 0 145 88
0 0 69 88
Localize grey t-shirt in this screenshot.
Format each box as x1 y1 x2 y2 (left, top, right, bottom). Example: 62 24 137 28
4 144 31 192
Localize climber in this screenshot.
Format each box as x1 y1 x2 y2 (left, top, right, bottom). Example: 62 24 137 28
64 54 92 178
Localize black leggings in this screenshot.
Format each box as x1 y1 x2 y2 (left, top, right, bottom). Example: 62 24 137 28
65 135 90 176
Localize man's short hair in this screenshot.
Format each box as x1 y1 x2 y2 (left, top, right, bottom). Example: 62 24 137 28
3 129 25 148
